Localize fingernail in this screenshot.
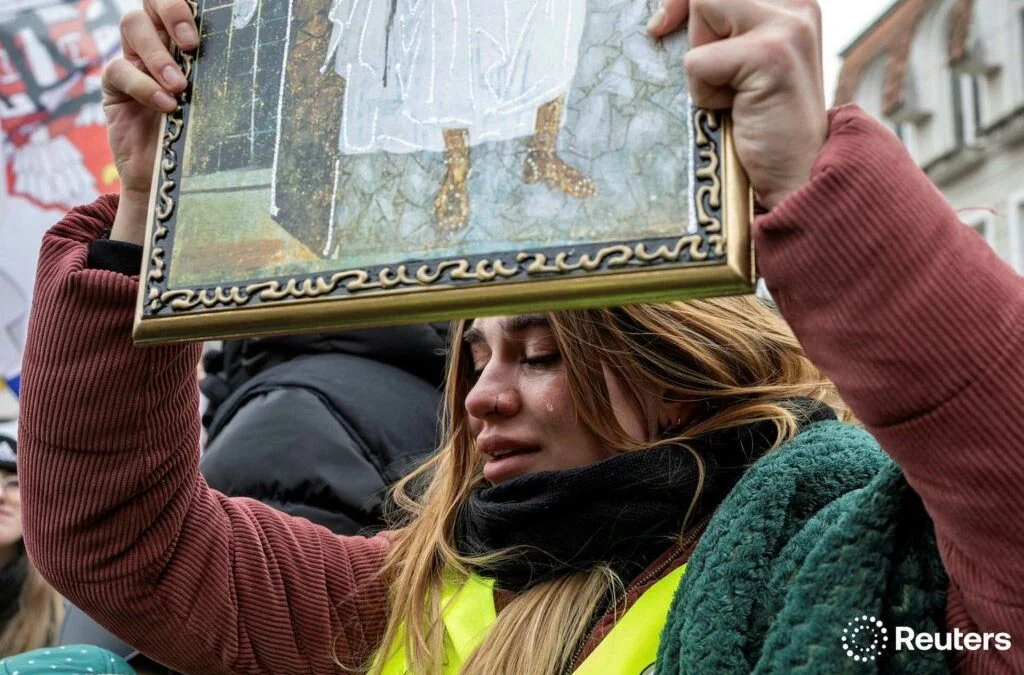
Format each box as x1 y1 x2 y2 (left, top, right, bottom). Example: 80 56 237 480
163 65 186 89
153 91 177 111
647 7 666 34
175 22 197 47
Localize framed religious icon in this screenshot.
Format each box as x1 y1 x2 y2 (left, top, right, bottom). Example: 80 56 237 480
133 0 753 345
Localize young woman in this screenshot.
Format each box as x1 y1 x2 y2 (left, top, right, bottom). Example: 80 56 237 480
0 430 63 658
18 0 1024 673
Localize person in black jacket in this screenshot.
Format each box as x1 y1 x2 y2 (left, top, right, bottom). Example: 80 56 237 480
58 324 447 667
199 325 447 534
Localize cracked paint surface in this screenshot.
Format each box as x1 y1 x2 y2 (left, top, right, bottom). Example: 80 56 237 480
171 0 692 286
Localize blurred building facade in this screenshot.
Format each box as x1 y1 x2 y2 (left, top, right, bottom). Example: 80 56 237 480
836 0 1024 273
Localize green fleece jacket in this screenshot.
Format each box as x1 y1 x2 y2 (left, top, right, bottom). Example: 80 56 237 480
658 421 950 674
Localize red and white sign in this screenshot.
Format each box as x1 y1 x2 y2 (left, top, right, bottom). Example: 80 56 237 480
0 0 138 394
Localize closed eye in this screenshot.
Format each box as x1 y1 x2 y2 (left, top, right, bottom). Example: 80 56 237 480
522 353 561 368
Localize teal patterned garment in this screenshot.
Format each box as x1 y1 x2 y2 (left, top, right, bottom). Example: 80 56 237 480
0 645 135 674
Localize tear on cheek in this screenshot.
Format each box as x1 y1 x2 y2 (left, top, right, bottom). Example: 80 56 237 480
545 403 555 413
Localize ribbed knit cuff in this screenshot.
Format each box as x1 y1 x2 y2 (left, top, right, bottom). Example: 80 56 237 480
88 236 145 276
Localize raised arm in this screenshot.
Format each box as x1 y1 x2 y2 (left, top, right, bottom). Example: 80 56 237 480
649 0 1024 669
755 107 1024 669
20 196 391 674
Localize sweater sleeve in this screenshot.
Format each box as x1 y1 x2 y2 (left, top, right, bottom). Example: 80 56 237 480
756 106 1024 670
19 195 392 674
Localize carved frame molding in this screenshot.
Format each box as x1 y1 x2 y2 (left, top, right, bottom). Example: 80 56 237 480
134 0 751 343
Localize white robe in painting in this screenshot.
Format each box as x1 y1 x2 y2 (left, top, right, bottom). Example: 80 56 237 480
322 0 588 154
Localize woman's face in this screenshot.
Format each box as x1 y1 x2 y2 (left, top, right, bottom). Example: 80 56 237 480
464 315 666 484
0 471 22 551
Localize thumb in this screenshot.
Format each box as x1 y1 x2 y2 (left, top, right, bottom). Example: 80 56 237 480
647 0 690 36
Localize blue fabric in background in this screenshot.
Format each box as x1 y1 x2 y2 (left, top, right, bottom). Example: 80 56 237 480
0 645 135 674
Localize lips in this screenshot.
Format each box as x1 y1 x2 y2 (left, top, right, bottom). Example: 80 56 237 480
476 435 537 458
482 450 540 483
476 435 541 483
489 446 532 459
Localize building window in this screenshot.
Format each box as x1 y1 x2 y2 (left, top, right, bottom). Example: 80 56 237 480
1018 200 1024 272
969 218 988 239
952 71 982 146
895 121 919 162
961 210 997 256
1011 192 1024 274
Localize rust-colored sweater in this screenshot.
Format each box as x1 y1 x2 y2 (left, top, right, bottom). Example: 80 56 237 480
19 106 1024 673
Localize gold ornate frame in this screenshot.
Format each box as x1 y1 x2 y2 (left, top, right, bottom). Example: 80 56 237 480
133 2 753 345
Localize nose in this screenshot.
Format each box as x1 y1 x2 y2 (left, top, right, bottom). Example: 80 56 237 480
465 364 520 422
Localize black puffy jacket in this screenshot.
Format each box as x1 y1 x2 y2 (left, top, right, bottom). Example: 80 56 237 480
199 325 448 535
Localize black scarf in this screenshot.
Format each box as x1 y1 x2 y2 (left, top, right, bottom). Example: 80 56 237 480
0 548 27 629
453 400 835 593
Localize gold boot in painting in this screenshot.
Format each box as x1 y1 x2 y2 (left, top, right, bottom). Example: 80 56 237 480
523 96 597 199
435 129 471 234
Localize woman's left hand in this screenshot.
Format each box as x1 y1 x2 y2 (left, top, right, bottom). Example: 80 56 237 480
648 0 828 210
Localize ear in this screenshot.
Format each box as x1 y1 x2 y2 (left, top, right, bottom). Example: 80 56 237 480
656 394 696 436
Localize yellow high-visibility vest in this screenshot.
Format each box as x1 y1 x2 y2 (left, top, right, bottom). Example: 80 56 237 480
376 564 685 675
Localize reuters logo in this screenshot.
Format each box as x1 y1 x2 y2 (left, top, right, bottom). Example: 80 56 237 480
843 615 889 662
842 615 1012 659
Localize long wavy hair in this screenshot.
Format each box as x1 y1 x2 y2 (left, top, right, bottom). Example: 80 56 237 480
0 543 64 657
367 297 848 675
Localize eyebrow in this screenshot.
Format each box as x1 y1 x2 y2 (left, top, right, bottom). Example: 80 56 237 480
462 314 551 346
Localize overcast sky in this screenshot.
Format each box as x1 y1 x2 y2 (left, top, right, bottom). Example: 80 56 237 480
821 0 898 104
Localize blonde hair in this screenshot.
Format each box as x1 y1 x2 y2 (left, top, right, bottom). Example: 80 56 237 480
0 545 64 657
368 297 848 675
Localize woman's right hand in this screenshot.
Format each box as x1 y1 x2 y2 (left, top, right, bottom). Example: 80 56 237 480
648 0 827 212
104 0 198 246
